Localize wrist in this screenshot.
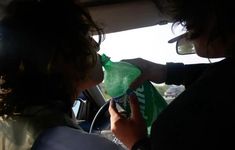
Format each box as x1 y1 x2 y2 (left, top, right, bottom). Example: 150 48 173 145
149 63 167 83
131 137 151 150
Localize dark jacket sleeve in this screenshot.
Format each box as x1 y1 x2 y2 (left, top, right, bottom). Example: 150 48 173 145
131 137 151 150
165 63 210 88
132 63 211 150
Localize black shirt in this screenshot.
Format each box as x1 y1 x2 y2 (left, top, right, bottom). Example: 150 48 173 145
133 58 235 150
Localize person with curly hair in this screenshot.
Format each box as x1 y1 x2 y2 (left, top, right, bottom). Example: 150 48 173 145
0 0 124 150
109 0 235 149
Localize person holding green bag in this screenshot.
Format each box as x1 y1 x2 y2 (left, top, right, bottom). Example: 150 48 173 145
109 0 235 150
100 54 167 130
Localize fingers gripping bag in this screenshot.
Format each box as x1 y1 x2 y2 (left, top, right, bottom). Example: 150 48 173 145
100 54 167 129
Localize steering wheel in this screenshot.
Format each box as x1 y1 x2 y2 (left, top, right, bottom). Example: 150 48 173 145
88 100 127 149
89 100 111 134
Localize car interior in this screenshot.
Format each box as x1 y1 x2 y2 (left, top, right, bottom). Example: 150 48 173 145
68 0 186 147
67 0 220 145
0 0 222 149
71 0 174 145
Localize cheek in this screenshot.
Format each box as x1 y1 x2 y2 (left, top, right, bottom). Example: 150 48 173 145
91 61 104 84
78 56 104 90
193 38 208 57
87 56 104 84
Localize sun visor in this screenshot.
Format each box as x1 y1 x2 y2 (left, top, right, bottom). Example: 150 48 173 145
168 33 187 43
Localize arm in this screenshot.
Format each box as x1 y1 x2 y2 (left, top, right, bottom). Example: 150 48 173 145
109 93 147 150
131 137 151 150
123 58 210 88
166 63 210 87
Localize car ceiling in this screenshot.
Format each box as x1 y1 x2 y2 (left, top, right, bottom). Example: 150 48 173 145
80 0 171 33
80 0 136 6
0 0 171 33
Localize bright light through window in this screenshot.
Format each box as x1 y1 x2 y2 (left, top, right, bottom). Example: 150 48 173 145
97 23 223 64
96 23 223 103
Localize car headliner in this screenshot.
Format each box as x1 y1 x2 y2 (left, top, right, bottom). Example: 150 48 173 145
0 0 171 33
81 0 171 33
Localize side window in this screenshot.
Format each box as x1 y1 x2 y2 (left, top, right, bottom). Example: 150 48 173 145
72 100 81 118
72 88 107 132
72 92 89 120
162 85 185 104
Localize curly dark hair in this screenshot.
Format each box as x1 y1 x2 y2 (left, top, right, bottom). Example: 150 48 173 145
154 0 235 49
0 0 104 117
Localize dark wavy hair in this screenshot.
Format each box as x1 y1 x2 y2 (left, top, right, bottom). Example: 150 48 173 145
154 0 235 53
0 0 104 117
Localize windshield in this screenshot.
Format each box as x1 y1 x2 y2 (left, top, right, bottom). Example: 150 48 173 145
96 23 223 102
98 23 223 64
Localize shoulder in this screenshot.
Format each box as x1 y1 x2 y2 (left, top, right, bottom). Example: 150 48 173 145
32 126 124 150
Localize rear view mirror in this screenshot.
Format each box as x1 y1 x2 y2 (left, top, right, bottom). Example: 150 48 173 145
176 36 196 55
